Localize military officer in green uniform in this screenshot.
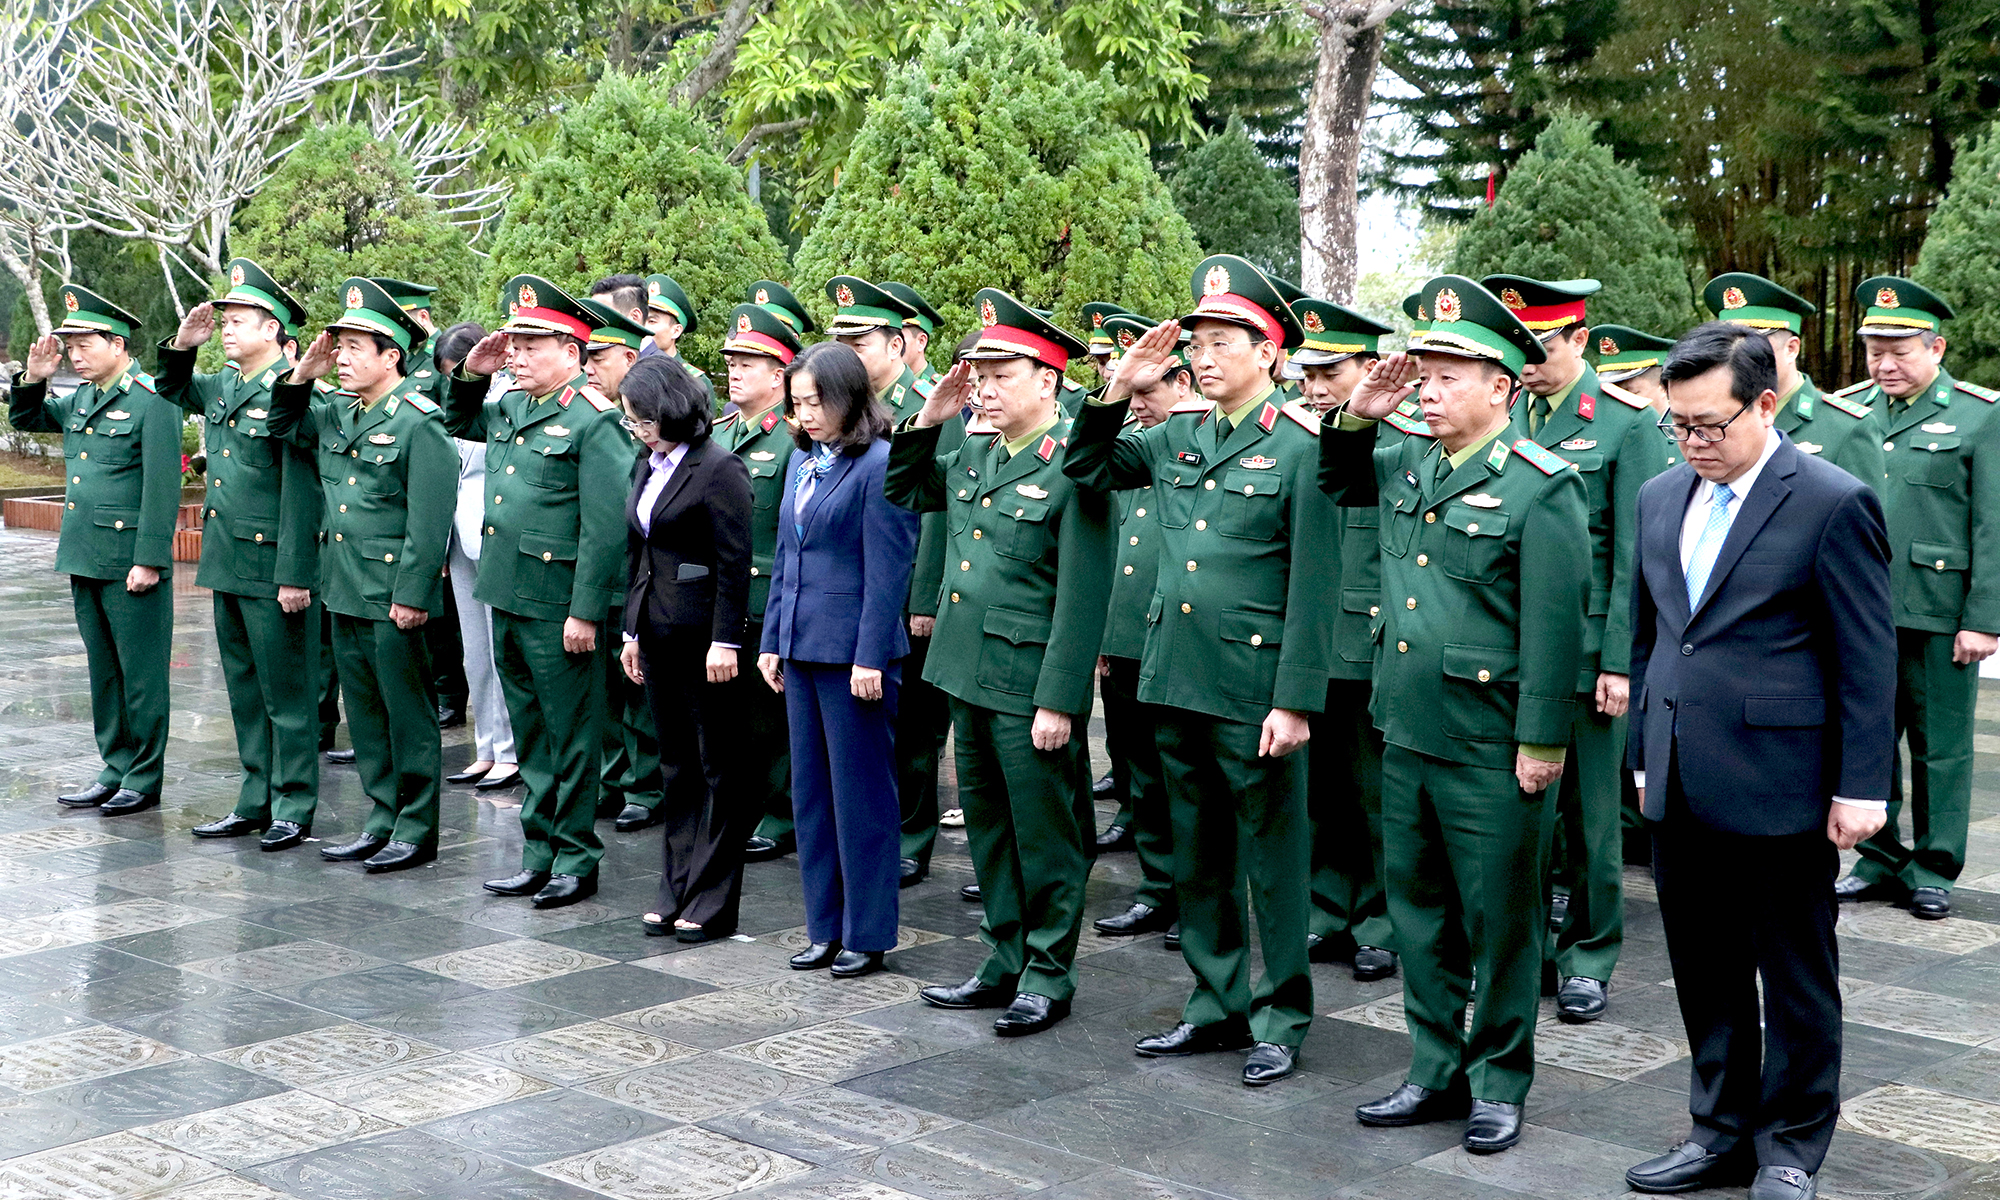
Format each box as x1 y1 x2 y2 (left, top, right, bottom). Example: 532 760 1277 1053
643 274 715 409
1591 325 1675 409
1066 255 1339 1086
159 259 324 848
1289 296 1402 982
1485 274 1667 1024
1834 278 1998 921
1081 302 1134 388
889 289 1113 1036
267 279 457 869
745 279 816 341
826 275 954 885
1326 275 1589 1153
882 282 945 385
13 288 178 815
369 279 445 404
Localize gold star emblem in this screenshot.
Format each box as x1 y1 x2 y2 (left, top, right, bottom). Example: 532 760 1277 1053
1202 264 1231 297
345 286 363 309
1723 286 1749 309
1876 287 1900 309
63 290 78 312
1599 336 1619 355
519 283 538 309
1116 330 1135 348
736 313 752 334
647 280 662 296
754 288 770 304
230 264 245 286
1499 288 1527 310
1091 311 1104 328
980 299 998 326
1416 304 1429 322
836 284 856 307
1302 311 1325 334
1434 288 1462 324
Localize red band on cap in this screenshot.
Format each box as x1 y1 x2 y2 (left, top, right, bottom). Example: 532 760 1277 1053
979 325 1070 371
514 306 593 341
726 330 796 364
1192 295 1279 343
1509 299 1587 331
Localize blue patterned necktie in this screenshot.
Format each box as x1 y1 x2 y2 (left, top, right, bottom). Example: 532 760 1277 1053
793 441 837 536
1684 481 1736 606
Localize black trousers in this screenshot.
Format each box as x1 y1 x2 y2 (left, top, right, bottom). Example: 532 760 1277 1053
641 626 759 932
1653 773 1842 1172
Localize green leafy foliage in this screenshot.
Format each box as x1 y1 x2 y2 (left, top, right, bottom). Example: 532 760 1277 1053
1916 122 2000 389
483 71 789 376
1170 117 1299 282
792 19 1202 363
1448 111 1698 338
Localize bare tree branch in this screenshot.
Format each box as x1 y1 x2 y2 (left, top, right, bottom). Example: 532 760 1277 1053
0 0 92 334
669 0 773 108
347 83 512 249
726 116 812 166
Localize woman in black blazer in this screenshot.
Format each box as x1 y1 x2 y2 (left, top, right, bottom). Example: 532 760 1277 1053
615 357 755 941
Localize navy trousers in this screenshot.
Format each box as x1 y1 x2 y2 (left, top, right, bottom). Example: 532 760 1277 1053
786 659 903 952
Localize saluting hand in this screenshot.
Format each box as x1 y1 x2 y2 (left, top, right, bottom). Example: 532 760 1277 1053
294 332 339 383
1344 351 1420 421
915 361 974 428
23 334 62 384
174 302 215 351
464 331 511 377
1105 319 1182 404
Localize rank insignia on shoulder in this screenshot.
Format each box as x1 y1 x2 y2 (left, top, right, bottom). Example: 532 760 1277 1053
1820 388 1872 417
1169 398 1215 415
685 363 705 378
1577 392 1596 419
105 410 131 421
760 410 781 432
1036 434 1057 462
1239 455 1277 470
369 433 396 445
246 408 268 419
1558 438 1597 452
407 395 439 413
582 388 616 413
749 451 777 461
1509 438 1571 475
1281 401 1321 433
1176 451 1203 465
1921 422 1957 434
1386 410 1434 436
914 379 935 400
547 424 571 438
1257 402 1279 432
1017 482 1050 499
1463 493 1503 508
1832 380 1873 397
1797 442 1823 454
1603 382 1652 409
1955 381 2000 402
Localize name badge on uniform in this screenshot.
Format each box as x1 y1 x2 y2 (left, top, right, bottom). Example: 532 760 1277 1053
1404 470 1419 488
246 408 268 419
1462 493 1504 508
369 433 396 445
1921 422 1957 434
547 424 571 437
1558 438 1596 451
1238 455 1276 470
1016 483 1049 499
1176 451 1203 466
105 411 130 421
749 451 776 461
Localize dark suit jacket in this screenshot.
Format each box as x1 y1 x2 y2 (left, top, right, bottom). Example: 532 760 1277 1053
759 438 919 669
1628 432 1895 836
623 439 753 646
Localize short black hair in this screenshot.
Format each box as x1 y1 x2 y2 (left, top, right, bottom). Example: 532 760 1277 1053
1662 321 1777 405
953 330 982 363
622 355 712 444
848 324 904 356
336 330 403 374
589 273 646 319
436 322 486 372
787 341 893 454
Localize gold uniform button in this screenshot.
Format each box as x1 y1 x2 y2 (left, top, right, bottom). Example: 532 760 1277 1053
254 533 263 542
114 520 124 530
83 426 91 434
1930 442 1939 451
1425 511 1436 523
1129 536 1139 546
1195 519 1207 531
1936 559 1947 570
958 489 968 498
1406 597 1417 609
1883 441 1894 452
1135 508 1146 517
1123 565 1134 576
494 495 503 503
1243 485 1254 496
542 552 553 562
973 530 983 540
1180 603 1192 614
207 509 215 518
486 525 495 536
334 533 343 541
1369 605 1379 617
960 560 970 571
221 449 230 457
750 567 760 577
516 436 525 444
384 553 395 563
73 476 81 484
1250 634 1263 647
212 478 221 487
351 449 358 457
1467 522 1480 534
1205 480 1216 491
1186 560 1198 571
981 497 992 507
506 465 515 474
951 592 960 603
1396 640 1408 653
1477 669 1491 683
78 452 86 460
1015 508 1024 517
228 419 236 427
1416 553 1429 566
348 477 356 485
339 504 347 513
67 502 74 510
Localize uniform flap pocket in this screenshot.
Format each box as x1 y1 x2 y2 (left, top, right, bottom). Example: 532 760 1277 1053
675 562 711 582
1912 540 1968 571
1565 451 1604 471
361 536 403 563
1911 436 1960 453
1219 609 1283 648
1443 507 1508 537
748 461 780 478
232 520 278 543
1743 695 1825 727
236 424 271 439
1442 643 1518 684
92 507 140 530
1347 509 1380 529
1222 468 1281 497
536 438 574 456
359 445 402 465
518 531 578 563
983 606 1052 646
1341 587 1378 615
1001 497 1051 522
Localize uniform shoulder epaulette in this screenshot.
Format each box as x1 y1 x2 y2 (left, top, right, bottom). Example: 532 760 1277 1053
582 387 617 413
1280 400 1321 434
405 394 440 414
132 372 157 393
684 362 706 379
1832 380 1873 398
1602 381 1651 410
1169 398 1215 415
312 378 339 395
914 377 936 400
1820 388 1873 417
1954 380 2000 403
1385 409 1434 437
714 409 742 428
1510 438 1572 475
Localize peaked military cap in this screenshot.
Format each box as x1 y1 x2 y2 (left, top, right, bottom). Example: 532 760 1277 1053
1266 276 1310 307
722 302 804 365
1482 274 1602 338
1704 272 1813 333
218 258 306 330
880 282 943 338
370 278 437 313
1184 254 1304 349
578 297 651 353
498 274 596 343
644 274 698 334
965 288 1089 372
1081 302 1134 355
53 284 141 340
1410 275 1548 375
1856 276 1954 338
327 277 426 350
1403 292 1429 335
1101 312 1189 371
1591 325 1675 382
823 276 918 336
1290 298 1393 366
747 280 815 334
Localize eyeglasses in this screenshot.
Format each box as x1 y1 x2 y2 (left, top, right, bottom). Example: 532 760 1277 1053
619 417 657 435
1187 337 1252 359
1657 401 1752 444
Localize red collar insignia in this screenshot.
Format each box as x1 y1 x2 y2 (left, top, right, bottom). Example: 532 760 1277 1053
1257 402 1278 432
1036 435 1057 462
760 409 780 432
1576 391 1595 420
556 386 574 409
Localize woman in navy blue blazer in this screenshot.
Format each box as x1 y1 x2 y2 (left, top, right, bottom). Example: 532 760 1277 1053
757 342 919 979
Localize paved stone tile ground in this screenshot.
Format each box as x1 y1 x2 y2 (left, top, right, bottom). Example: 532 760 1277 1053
1 527 1998 1199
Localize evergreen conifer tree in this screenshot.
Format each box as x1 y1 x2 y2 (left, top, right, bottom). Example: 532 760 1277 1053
1915 122 2000 388
1171 118 1301 283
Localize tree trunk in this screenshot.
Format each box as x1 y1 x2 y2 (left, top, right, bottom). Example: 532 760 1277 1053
1298 3 1399 302
669 0 771 108
0 246 51 336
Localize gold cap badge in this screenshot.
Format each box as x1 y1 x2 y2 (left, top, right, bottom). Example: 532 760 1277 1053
63 290 79 312
1722 286 1748 309
346 286 363 309
736 313 752 334
518 283 538 309
1116 330 1135 348
1599 336 1619 355
980 299 998 326
1302 311 1325 334
1876 287 1900 308
835 284 856 307
1434 288 1462 324
1203 264 1231 296
647 280 662 296
1499 288 1526 310
754 288 769 304
230 264 245 286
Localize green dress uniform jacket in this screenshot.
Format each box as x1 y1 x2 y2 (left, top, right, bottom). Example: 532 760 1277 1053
1099 438 1172 910
715 404 796 844
1779 375 1884 485
1103 457 1161 661
405 337 446 407
887 411 1113 1002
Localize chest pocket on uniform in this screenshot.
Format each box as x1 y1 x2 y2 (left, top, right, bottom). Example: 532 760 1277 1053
747 459 782 510
994 496 1051 561
1905 435 1962 489
529 437 577 490
1158 470 1199 529
90 422 140 464
355 446 402 495
233 424 277 468
1442 506 1509 583
1381 483 1420 558
947 465 980 534
1219 469 1282 540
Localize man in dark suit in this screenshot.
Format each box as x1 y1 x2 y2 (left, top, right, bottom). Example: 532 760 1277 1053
1625 323 1895 1200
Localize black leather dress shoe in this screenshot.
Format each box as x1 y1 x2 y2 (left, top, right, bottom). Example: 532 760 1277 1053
260 821 310 851
322 833 390 862
899 859 926 888
1834 874 1903 902
445 766 490 785
1353 946 1398 981
1093 774 1117 797
1548 890 1570 933
830 949 885 978
743 834 795 862
1748 1165 1818 1200
1464 1100 1523 1154
677 924 735 944
615 804 661 832
58 782 116 807
483 869 552 895
532 872 598 908
193 814 268 838
1557 976 1608 1023
1164 923 1180 951
325 748 355 764
437 705 465 729
1307 931 1352 964
961 883 982 902
474 769 522 792
363 841 436 873
1626 1141 1751 1194
1094 902 1173 936
789 941 841 970
1243 1042 1298 1086
920 975 1015 1009
1356 1082 1471 1127
994 992 1070 1036
100 789 159 816
1135 1020 1253 1058
1910 886 1951 920
1094 823 1134 852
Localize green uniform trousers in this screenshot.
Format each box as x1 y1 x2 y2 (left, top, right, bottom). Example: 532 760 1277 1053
1102 670 1134 830
318 606 342 749
898 634 952 867
1854 628 1978 891
493 610 605 877
1382 743 1557 1105
954 699 1094 1002
1308 679 1395 952
215 592 321 825
601 606 663 814
330 612 439 847
1103 656 1172 912
1548 704 1626 983
73 575 173 796
1156 708 1312 1047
